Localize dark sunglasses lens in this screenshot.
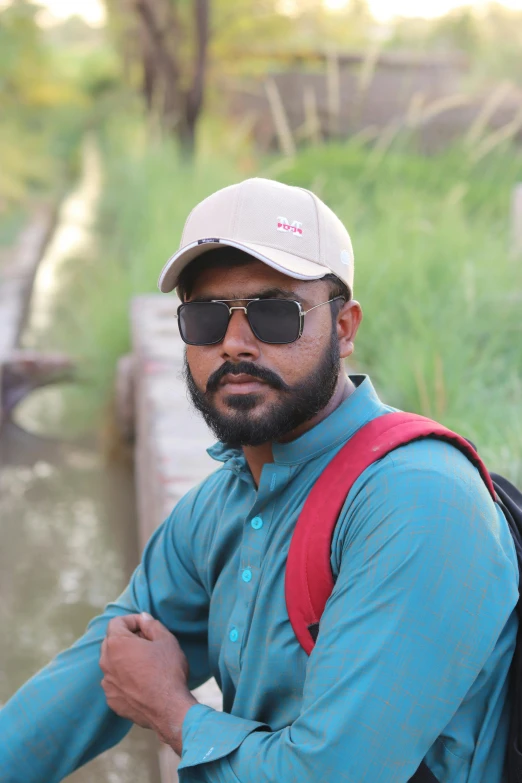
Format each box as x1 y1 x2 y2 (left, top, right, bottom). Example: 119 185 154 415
178 302 229 345
248 299 301 344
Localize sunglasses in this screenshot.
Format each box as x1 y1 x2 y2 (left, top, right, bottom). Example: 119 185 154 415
177 296 345 346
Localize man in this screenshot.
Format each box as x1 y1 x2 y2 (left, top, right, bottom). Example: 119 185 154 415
0 178 518 783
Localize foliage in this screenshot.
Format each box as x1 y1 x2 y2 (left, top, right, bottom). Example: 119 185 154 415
98 0 522 160
34 116 245 420
104 0 210 154
280 136 522 480
0 1 104 224
210 0 373 70
102 0 377 153
387 4 522 84
3 0 521 477
95 117 245 292
52 120 522 483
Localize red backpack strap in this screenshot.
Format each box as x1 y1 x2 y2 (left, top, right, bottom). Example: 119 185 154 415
285 411 496 655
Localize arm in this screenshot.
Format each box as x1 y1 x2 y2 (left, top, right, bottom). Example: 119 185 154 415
175 447 518 782
0 488 211 783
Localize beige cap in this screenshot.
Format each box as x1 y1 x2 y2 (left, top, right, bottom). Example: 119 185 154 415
158 177 354 295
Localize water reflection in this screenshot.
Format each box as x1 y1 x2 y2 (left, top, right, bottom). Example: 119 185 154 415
0 138 160 782
0 423 160 782
0 425 129 684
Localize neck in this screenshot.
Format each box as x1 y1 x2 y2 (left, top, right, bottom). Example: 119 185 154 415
242 372 356 487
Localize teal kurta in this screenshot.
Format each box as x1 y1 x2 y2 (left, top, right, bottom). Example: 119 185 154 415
0 376 518 783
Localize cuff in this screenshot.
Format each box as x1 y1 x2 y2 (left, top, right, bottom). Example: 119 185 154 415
179 704 269 770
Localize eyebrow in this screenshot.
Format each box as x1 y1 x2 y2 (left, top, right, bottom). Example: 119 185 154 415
188 287 306 304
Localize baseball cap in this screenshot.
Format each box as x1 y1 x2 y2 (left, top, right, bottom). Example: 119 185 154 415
158 177 354 296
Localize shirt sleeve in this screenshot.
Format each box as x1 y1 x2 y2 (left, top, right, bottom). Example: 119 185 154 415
0 486 211 783
177 443 519 783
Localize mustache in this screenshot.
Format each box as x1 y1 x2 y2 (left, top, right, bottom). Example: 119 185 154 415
206 361 290 393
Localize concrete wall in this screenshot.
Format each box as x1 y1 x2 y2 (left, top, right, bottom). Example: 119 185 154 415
227 53 522 152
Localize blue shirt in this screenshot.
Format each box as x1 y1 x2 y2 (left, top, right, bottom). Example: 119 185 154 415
0 376 518 783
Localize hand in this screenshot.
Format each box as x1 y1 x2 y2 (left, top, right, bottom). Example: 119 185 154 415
100 613 198 754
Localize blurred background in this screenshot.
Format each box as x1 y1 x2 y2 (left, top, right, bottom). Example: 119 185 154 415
1 0 522 780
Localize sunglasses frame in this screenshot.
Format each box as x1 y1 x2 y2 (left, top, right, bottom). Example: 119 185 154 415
176 296 345 346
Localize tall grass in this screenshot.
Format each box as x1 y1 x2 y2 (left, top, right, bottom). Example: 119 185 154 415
36 118 245 425
280 139 522 480
49 118 522 481
96 120 246 295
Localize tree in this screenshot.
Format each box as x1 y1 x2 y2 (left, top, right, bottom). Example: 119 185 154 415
429 7 481 55
0 0 84 210
105 0 374 156
107 0 209 156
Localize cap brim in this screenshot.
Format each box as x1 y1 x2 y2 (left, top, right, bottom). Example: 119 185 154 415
158 239 331 294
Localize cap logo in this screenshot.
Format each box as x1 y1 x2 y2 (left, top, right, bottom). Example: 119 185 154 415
277 216 303 236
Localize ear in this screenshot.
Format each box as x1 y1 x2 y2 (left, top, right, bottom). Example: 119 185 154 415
336 300 363 360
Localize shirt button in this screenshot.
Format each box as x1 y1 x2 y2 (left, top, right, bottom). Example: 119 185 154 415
241 568 252 583
229 627 238 642
251 516 263 530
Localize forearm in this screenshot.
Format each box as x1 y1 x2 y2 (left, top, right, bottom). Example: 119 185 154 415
0 503 211 783
161 694 200 756
177 705 270 783
0 610 132 783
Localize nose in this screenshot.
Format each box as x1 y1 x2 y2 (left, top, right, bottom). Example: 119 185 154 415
220 308 260 362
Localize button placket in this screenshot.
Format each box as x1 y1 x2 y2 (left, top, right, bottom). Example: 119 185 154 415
225 465 283 678
240 464 283 587
223 495 260 680
244 464 281 554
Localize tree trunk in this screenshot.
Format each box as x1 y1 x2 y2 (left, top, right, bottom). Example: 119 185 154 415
138 19 156 112
183 0 209 154
134 0 210 159
135 0 183 130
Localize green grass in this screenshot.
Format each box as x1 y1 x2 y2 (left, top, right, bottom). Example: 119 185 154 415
30 117 246 430
279 139 522 481
95 123 245 295
45 118 522 482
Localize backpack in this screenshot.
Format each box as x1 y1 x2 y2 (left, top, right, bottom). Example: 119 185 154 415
285 412 522 783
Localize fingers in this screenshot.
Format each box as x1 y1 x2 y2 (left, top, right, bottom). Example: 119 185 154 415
135 612 171 642
106 615 142 638
100 628 141 674
101 615 154 674
101 613 167 675
105 613 172 643
100 637 108 672
101 677 128 717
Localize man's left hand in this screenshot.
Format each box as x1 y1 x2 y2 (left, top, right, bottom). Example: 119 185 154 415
100 613 198 755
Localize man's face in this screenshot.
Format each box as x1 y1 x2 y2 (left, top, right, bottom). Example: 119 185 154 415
183 260 348 447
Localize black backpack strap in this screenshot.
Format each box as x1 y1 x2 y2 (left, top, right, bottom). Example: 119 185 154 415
492 473 522 510
409 761 440 782
490 474 522 783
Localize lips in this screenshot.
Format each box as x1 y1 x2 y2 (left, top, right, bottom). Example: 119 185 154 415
219 373 268 394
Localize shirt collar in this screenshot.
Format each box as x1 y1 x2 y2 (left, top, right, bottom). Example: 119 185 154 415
207 375 389 469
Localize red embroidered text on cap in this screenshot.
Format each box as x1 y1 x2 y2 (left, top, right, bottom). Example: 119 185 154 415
277 217 303 236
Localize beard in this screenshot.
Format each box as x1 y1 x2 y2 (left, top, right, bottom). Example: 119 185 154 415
183 330 341 447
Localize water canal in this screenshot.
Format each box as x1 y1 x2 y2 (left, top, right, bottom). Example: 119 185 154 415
0 140 160 782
